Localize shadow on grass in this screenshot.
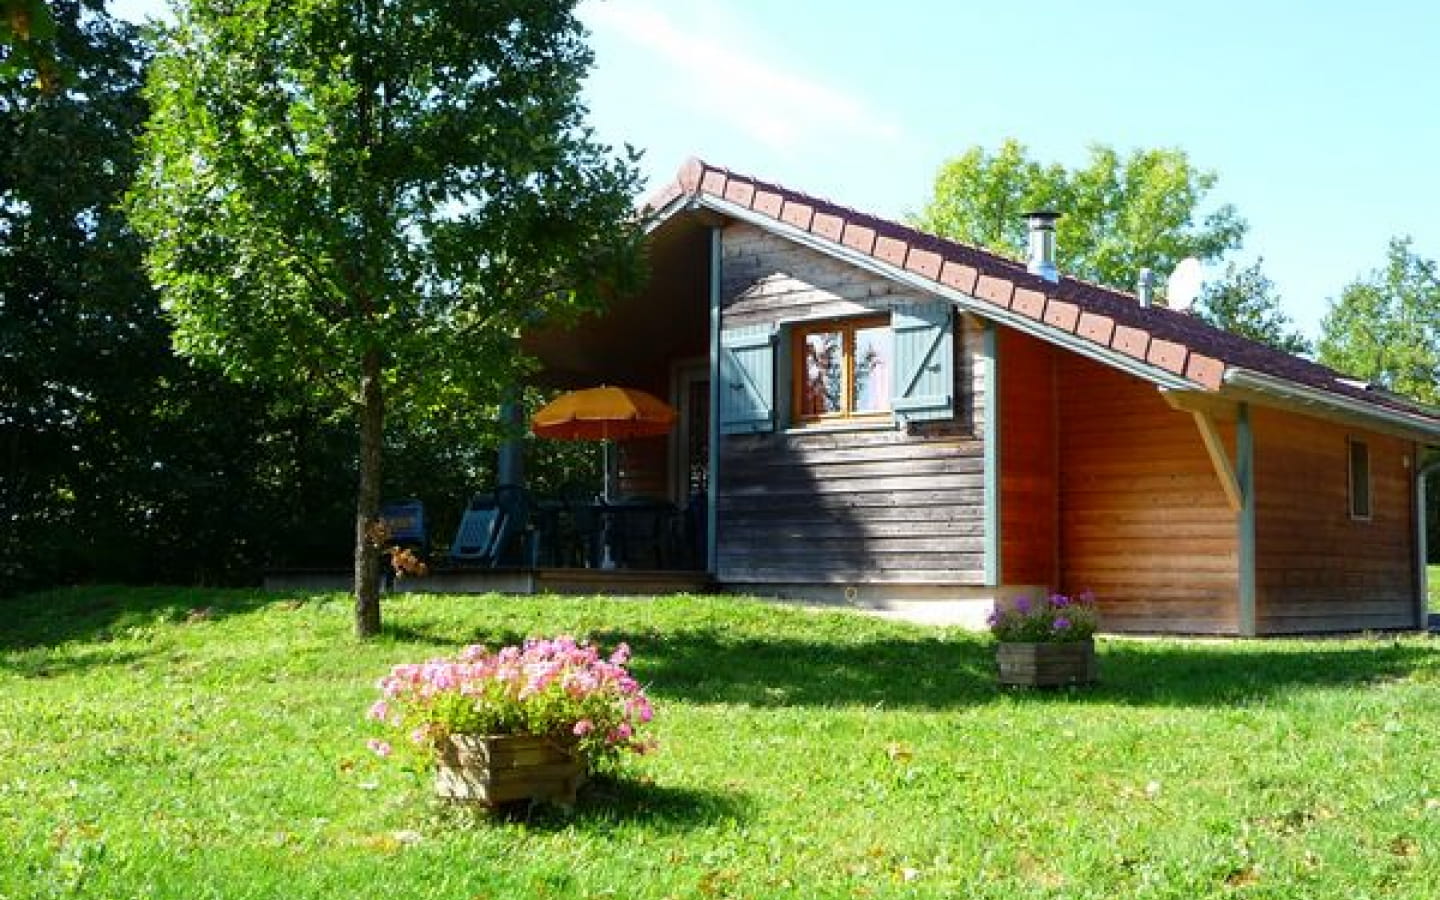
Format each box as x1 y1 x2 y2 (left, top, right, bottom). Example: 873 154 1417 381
1085 638 1436 707
0 585 276 653
8 588 1433 709
380 621 536 652
596 627 1437 711
442 776 748 834
607 628 1000 709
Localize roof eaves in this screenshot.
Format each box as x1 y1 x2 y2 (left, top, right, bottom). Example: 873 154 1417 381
651 157 1440 431
694 191 1199 393
683 161 1231 391
1225 368 1440 442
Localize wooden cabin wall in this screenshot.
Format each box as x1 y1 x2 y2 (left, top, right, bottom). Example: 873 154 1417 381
1056 355 1240 633
999 328 1059 588
1252 407 1419 633
715 223 988 585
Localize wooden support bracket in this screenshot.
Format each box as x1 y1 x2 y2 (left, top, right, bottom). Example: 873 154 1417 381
1191 410 1244 513
1162 389 1245 514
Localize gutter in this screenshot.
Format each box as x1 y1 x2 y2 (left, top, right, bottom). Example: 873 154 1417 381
1223 368 1440 442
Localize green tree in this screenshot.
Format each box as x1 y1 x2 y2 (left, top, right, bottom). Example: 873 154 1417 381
913 138 1247 295
1 2 362 593
1 0 156 589
1318 238 1440 406
128 0 645 636
1 0 59 92
1193 259 1312 355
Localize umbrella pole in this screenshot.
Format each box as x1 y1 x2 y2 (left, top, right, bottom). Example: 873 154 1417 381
602 439 613 502
600 439 617 569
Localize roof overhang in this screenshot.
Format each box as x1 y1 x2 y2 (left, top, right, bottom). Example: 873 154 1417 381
1221 369 1440 444
639 159 1440 445
669 192 1197 393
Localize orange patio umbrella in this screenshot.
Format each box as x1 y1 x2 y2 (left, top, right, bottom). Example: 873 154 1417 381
531 386 677 442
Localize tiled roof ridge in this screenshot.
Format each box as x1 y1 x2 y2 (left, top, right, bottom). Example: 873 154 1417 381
650 157 1437 423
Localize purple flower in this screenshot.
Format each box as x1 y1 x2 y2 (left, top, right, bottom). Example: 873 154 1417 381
1049 593 1071 609
1053 617 1071 631
1014 597 1032 615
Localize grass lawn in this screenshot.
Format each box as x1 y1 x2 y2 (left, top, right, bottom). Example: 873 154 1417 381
1430 564 1439 608
2 587 1439 899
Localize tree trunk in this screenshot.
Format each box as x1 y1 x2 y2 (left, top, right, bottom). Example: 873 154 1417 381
353 346 384 638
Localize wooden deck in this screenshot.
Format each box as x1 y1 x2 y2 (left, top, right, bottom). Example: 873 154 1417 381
262 566 714 597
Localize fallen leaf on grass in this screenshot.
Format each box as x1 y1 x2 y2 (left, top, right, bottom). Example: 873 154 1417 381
1389 837 1419 858
1225 865 1261 887
359 834 401 853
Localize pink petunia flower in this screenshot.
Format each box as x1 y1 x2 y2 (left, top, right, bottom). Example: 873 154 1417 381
366 738 393 758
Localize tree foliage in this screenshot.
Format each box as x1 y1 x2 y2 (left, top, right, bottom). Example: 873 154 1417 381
128 0 645 635
1 0 60 92
2 0 156 589
1193 259 1311 355
913 138 1247 295
1 2 364 594
1318 238 1440 407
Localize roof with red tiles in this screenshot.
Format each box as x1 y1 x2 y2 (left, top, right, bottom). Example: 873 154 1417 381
645 158 1440 435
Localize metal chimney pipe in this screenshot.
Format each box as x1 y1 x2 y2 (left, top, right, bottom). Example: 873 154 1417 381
1022 211 1060 282
1137 268 1155 307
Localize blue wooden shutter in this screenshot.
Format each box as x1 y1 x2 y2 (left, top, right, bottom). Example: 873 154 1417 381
719 325 776 434
892 300 954 422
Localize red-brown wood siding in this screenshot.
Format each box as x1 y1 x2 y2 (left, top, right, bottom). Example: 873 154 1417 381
1056 355 1240 634
1253 407 1419 633
999 328 1058 587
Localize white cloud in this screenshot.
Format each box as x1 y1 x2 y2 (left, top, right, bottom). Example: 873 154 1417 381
582 0 903 156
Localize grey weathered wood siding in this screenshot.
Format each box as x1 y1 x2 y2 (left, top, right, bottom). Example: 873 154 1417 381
715 223 988 585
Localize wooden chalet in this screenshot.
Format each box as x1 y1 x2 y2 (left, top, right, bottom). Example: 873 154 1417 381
522 158 1440 635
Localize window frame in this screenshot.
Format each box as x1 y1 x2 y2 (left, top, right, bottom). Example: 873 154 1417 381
1347 437 1372 521
789 314 893 426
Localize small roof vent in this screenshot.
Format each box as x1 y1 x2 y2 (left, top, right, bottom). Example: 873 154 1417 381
1137 268 1156 307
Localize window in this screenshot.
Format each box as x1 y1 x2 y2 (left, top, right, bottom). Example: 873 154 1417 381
1348 438 1371 520
716 300 953 435
791 316 893 423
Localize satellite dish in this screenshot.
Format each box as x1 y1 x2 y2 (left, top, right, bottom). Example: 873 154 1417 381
1165 257 1204 312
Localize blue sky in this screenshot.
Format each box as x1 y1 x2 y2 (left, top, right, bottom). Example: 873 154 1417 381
111 0 1440 339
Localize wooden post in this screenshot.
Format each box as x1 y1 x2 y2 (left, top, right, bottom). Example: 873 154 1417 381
706 226 722 576
1236 402 1256 637
1418 454 1440 628
497 390 525 488
982 320 1001 587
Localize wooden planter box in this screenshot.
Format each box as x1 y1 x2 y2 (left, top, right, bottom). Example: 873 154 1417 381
996 639 1097 687
435 734 587 807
